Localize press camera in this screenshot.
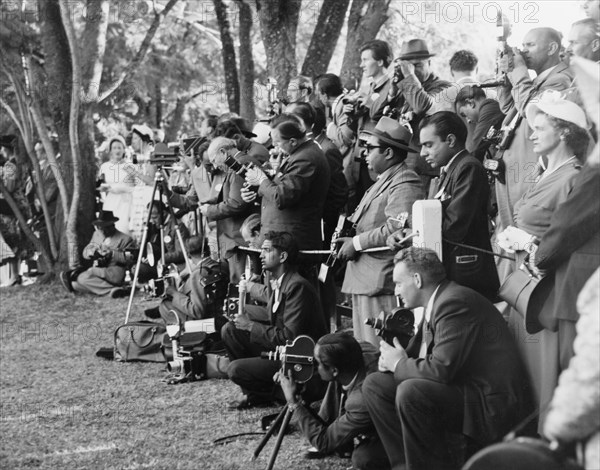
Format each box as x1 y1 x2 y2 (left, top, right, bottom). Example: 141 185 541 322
262 335 315 383
365 308 415 348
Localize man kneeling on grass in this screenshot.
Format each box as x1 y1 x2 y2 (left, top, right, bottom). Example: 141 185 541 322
276 333 390 470
222 231 328 410
59 210 135 298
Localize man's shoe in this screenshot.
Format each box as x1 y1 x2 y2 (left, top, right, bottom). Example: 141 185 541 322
144 307 161 319
110 287 129 299
59 271 74 293
227 395 273 411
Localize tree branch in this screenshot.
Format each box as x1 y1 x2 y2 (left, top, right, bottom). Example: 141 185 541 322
97 0 180 103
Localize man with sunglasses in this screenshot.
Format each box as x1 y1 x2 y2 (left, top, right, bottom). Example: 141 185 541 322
337 117 424 346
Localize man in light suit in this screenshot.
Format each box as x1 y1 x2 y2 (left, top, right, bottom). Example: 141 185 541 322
363 248 532 470
337 117 424 346
495 27 574 280
222 231 328 409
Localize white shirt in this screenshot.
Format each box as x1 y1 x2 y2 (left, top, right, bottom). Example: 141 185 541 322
419 284 442 359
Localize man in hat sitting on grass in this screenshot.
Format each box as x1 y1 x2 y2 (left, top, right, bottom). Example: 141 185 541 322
60 210 136 298
336 117 424 346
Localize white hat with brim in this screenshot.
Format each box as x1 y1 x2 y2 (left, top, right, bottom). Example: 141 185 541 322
132 124 154 142
526 97 588 131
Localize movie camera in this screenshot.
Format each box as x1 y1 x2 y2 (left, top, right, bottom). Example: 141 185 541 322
365 307 415 348
261 335 315 383
150 136 207 166
479 10 513 89
392 58 406 84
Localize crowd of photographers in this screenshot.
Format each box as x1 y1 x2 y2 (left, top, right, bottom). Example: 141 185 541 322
2 3 599 469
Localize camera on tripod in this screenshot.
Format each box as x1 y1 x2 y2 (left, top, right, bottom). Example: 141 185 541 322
365 308 415 348
262 335 315 383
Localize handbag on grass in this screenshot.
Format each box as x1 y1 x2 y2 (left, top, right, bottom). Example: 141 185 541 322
498 263 555 334
114 321 167 362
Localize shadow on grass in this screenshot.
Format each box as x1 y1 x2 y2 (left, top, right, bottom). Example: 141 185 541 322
0 283 350 470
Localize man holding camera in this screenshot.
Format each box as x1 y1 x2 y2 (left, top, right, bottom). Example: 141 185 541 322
363 247 531 470
337 117 424 346
59 210 135 297
222 231 328 409
276 333 390 470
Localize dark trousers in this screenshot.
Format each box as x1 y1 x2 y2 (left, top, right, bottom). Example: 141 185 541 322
363 372 464 470
353 437 391 470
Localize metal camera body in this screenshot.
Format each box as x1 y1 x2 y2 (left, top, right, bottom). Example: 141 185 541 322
392 58 406 84
142 264 179 298
223 154 260 193
262 335 315 383
166 348 204 377
365 308 415 348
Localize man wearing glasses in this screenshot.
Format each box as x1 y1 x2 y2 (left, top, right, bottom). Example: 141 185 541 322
336 117 424 346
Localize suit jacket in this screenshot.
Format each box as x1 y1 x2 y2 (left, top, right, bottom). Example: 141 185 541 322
258 140 330 250
536 164 600 322
397 280 533 444
433 150 499 298
246 270 328 350
315 132 349 222
495 61 574 230
294 342 380 454
469 99 505 160
343 162 424 296
204 168 254 259
82 229 135 285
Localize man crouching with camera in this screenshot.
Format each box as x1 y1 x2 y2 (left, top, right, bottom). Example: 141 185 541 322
222 231 328 410
276 333 390 470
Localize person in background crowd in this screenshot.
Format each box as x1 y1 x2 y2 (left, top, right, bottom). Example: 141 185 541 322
215 118 270 165
455 85 506 160
0 135 29 286
543 268 600 470
496 95 590 430
222 231 327 409
98 135 135 235
338 117 424 345
449 49 479 85
495 27 574 250
363 248 531 470
386 39 453 189
59 210 135 298
316 73 356 159
343 40 395 211
566 18 600 63
199 137 255 283
276 333 390 470
287 75 313 104
583 0 600 22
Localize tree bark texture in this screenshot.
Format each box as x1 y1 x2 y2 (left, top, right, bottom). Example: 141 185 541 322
236 0 256 122
256 0 301 98
301 0 351 78
213 0 240 114
340 0 391 90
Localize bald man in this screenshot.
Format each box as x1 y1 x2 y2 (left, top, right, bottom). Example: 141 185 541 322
566 18 600 63
494 27 574 280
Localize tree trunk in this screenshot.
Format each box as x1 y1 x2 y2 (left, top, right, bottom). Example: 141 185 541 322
213 0 240 114
340 0 391 90
236 0 255 122
256 0 301 98
164 97 187 141
301 0 351 78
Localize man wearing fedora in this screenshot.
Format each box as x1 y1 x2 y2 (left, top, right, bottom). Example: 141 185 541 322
337 117 424 346
60 210 136 297
386 39 453 189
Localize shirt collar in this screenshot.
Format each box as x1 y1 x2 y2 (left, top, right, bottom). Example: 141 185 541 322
424 283 442 323
342 372 359 392
441 149 467 174
536 64 559 83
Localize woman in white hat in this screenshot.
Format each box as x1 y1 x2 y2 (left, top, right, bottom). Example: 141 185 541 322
497 91 591 432
98 135 135 235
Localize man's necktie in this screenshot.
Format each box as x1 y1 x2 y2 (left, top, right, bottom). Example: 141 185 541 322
270 278 281 312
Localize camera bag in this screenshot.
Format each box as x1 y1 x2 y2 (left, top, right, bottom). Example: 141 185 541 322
114 321 167 362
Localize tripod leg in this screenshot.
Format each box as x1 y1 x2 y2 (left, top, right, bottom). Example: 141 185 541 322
253 405 288 460
266 407 294 470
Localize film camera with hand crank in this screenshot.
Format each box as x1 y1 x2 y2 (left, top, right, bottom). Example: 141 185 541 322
366 303 415 348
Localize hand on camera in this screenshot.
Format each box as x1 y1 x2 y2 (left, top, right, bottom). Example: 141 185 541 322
398 60 416 79
378 338 406 373
240 184 257 203
275 369 298 404
269 148 284 173
233 313 252 331
336 237 358 262
164 285 177 298
199 204 209 216
245 166 268 187
387 229 410 252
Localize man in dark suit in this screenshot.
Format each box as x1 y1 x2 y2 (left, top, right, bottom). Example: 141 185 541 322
419 111 499 299
338 117 424 346
242 114 330 252
222 231 328 409
363 247 532 470
277 333 389 470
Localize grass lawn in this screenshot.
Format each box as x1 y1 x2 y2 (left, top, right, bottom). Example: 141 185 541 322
0 283 350 470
